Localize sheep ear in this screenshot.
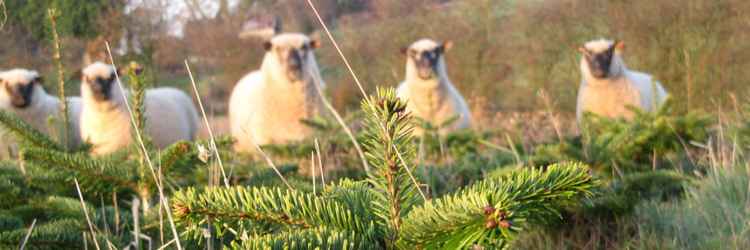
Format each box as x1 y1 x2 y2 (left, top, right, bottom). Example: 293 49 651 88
400 47 409 55
614 40 625 52
263 41 273 51
117 67 128 77
33 76 43 85
442 41 454 52
310 39 321 49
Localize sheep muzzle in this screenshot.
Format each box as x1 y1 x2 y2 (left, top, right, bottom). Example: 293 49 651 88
413 50 440 80
8 84 34 108
85 75 114 101
584 46 615 79
285 50 306 81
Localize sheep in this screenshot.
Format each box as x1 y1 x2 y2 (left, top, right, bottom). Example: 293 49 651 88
79 62 199 155
0 69 83 151
229 33 325 152
576 39 668 123
396 38 472 135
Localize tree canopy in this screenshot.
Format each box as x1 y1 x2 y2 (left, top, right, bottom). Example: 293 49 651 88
4 0 120 40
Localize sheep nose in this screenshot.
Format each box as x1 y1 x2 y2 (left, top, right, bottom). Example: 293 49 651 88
288 51 304 69
416 57 432 68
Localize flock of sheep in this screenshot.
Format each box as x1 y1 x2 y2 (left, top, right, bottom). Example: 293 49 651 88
0 33 667 155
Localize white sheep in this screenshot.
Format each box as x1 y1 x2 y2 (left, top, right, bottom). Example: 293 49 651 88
576 39 668 123
0 68 83 150
229 33 325 152
80 62 199 155
396 39 472 134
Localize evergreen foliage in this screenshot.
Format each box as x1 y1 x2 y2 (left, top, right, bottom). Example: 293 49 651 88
0 61 209 249
530 100 713 173
0 111 64 151
172 88 596 249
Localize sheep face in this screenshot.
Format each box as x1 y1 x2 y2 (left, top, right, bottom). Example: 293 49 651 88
263 33 320 82
403 39 452 80
0 69 43 109
81 62 117 101
580 39 624 79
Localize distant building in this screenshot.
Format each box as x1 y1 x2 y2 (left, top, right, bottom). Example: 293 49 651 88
238 15 282 40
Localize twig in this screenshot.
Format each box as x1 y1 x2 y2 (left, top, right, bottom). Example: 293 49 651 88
47 8 70 149
104 42 183 250
184 60 230 187
19 219 37 250
74 178 102 250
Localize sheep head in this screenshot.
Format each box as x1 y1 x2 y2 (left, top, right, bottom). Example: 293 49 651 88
579 39 625 79
402 39 452 81
0 69 43 109
81 62 117 102
262 33 320 82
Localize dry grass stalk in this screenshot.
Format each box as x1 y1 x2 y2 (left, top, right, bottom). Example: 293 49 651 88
538 89 564 144
74 178 102 250
104 42 183 250
311 152 316 194
19 218 36 250
314 138 325 185
306 0 421 184
393 143 428 201
252 142 294 190
184 60 230 187
309 67 370 173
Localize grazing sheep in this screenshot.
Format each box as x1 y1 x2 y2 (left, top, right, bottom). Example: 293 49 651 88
0 69 83 150
229 33 325 152
396 39 471 134
80 62 199 155
576 39 668 123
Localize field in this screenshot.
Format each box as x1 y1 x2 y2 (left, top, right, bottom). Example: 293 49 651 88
1 0 750 249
